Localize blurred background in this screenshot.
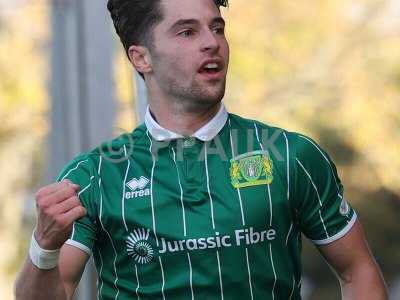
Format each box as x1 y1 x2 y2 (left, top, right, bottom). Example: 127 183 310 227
0 0 399 299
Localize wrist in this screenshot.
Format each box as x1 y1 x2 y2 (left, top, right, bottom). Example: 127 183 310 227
29 231 60 270
33 230 59 250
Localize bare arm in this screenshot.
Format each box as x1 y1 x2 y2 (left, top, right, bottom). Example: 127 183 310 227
15 180 88 300
59 245 90 299
15 257 67 300
318 219 388 300
15 245 88 300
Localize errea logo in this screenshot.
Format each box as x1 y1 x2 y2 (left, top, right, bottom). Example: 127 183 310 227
125 176 150 199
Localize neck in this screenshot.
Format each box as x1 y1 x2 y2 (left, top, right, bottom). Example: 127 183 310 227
148 99 222 136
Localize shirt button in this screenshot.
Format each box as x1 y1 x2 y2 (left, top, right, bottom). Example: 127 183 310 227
183 137 196 147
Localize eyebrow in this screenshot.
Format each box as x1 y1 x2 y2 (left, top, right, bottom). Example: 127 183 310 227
169 17 225 32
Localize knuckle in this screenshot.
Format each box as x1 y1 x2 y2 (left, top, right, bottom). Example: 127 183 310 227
35 187 47 199
36 198 49 210
44 205 58 219
64 196 78 208
72 196 81 205
54 215 64 226
64 185 76 195
57 191 73 204
34 190 42 199
80 206 87 216
59 181 69 189
74 206 86 218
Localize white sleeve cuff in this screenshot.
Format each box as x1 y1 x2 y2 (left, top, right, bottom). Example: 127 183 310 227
311 212 357 245
65 239 92 255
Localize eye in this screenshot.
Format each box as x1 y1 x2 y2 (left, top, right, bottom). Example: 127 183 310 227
178 29 195 37
213 26 225 35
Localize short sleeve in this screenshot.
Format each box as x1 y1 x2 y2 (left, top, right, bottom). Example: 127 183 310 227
292 134 357 245
56 154 98 255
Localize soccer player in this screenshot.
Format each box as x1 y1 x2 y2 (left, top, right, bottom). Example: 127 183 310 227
15 0 388 299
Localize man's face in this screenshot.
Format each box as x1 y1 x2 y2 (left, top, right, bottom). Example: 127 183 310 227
148 0 230 109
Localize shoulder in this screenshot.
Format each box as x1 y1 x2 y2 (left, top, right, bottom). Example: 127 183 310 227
228 113 290 140
57 152 98 182
228 113 285 132
93 123 148 161
284 131 334 166
228 113 295 153
228 113 331 154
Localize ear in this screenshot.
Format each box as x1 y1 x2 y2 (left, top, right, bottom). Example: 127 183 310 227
128 45 153 74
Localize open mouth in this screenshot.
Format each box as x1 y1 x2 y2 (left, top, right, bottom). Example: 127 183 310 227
199 63 221 74
198 60 225 80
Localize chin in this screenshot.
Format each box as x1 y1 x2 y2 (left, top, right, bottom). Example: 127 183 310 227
201 81 226 100
198 88 225 104
183 89 224 113
173 79 226 109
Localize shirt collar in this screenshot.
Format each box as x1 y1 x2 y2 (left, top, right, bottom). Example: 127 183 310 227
145 103 228 142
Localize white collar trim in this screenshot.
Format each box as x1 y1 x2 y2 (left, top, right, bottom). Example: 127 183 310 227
145 103 228 141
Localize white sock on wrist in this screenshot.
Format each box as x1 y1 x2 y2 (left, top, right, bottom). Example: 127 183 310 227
29 231 60 270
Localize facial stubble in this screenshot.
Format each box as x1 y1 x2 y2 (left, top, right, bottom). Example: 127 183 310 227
150 50 226 112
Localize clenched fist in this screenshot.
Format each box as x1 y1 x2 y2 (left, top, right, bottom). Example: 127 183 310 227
34 179 87 250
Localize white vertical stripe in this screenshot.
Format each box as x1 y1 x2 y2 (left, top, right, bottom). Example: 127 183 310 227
319 211 329 239
254 123 279 300
216 251 224 300
171 147 187 236
98 156 103 218
296 158 329 239
122 145 130 232
96 248 104 300
187 253 194 300
60 159 89 181
97 156 104 300
245 248 254 300
71 223 76 240
253 123 273 226
288 276 295 300
98 157 120 300
204 145 216 229
98 155 103 175
99 207 121 300
284 136 299 297
269 244 277 300
267 185 273 227
135 265 141 300
283 132 290 201
159 256 166 300
146 131 159 246
285 223 293 246
228 119 245 226
253 122 262 147
298 135 339 189
296 159 323 206
229 119 255 300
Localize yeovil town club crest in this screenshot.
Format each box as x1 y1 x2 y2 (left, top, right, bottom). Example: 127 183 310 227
230 150 273 188
126 228 154 264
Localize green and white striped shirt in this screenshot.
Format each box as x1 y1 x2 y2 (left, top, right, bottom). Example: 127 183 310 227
58 103 356 300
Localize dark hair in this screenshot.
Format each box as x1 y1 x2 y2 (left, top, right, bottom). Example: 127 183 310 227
107 0 229 55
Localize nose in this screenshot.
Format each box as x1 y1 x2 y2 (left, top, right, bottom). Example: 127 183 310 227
200 29 220 53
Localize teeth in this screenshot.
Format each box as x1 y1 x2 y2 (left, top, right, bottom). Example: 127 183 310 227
205 63 218 69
